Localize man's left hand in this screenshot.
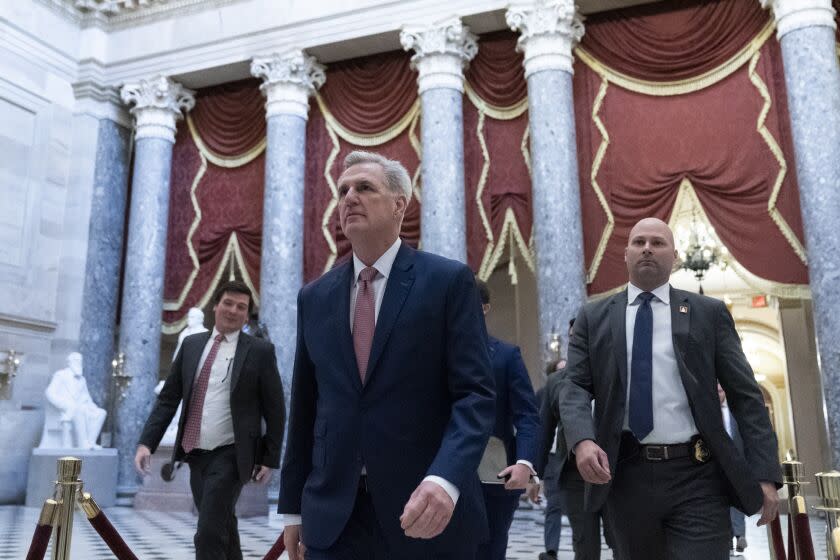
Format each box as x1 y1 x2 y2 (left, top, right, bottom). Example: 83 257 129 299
400 481 455 539
756 481 779 526
251 465 271 484
498 463 532 490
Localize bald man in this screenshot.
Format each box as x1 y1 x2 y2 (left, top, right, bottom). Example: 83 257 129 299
558 218 780 560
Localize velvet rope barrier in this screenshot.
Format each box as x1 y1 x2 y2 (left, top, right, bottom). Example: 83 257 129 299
25 499 57 560
789 494 817 560
768 514 786 560
78 492 139 560
261 529 286 560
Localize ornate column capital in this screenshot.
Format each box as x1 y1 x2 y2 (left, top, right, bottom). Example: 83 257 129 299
120 76 195 143
760 0 837 39
400 17 478 94
251 50 326 120
506 0 585 78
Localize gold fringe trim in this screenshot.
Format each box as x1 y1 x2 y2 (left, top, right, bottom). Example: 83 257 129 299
163 151 207 312
477 207 536 283
521 123 531 174
747 50 808 264
586 76 615 284
575 20 776 97
162 232 261 334
315 94 420 146
409 111 422 203
464 83 529 121
186 114 265 168
320 122 341 275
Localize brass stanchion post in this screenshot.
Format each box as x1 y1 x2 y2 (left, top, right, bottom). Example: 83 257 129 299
52 457 82 560
783 456 807 560
815 471 840 560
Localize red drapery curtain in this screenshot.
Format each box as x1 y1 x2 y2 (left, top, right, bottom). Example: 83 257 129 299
303 51 421 282
463 31 533 280
163 79 265 331
574 0 808 296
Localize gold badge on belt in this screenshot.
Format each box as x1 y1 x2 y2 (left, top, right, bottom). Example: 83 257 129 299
691 436 711 464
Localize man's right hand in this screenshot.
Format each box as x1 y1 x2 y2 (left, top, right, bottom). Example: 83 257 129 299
134 445 152 477
284 524 305 560
574 439 611 484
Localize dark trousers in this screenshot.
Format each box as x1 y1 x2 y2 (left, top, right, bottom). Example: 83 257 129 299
476 484 520 560
606 453 730 560
562 462 602 560
543 453 564 553
186 445 244 560
306 482 476 560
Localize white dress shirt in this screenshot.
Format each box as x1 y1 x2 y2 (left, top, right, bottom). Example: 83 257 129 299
721 402 733 438
622 282 698 444
194 327 238 451
284 238 459 526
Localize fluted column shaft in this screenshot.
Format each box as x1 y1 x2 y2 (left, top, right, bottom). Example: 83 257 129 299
762 0 840 466
401 18 477 262
507 0 587 359
115 76 195 497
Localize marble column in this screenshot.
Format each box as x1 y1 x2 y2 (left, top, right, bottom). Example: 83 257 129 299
78 115 132 410
115 76 195 497
401 17 477 262
507 0 587 360
762 0 840 466
250 50 324 413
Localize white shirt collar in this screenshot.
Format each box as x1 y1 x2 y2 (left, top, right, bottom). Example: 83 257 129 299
627 281 671 305
353 238 402 284
211 326 240 344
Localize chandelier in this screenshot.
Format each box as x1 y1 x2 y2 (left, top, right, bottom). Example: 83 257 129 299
676 212 726 293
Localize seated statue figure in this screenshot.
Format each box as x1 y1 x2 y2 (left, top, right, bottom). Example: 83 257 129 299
39 352 106 449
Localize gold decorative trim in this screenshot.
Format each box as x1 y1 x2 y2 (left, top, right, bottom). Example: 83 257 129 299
186 114 265 168
747 50 808 264
586 76 615 285
464 83 529 121
474 109 495 274
477 207 536 283
575 20 775 97
162 150 207 312
162 233 260 334
320 123 341 275
520 123 531 174
314 94 420 146
409 111 422 203
664 179 811 300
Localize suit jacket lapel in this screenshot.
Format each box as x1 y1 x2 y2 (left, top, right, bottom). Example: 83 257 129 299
364 244 415 385
183 331 211 403
670 287 697 388
229 332 252 393
610 290 629 396
332 260 362 391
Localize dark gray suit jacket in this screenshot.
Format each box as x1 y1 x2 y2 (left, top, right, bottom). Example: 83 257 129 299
139 331 286 483
558 286 781 515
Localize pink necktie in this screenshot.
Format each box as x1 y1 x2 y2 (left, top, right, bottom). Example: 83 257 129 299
353 267 377 383
181 333 225 453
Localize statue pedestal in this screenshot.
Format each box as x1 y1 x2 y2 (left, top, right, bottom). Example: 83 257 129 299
133 445 268 517
25 448 118 507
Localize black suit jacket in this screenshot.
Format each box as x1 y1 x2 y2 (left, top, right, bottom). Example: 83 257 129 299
139 331 286 483
558 286 781 515
535 370 567 478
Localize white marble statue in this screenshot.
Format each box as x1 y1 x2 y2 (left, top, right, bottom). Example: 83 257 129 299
172 307 208 361
39 352 106 449
155 307 207 446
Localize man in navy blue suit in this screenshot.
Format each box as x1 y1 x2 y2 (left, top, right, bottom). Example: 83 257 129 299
279 150 496 560
474 278 540 560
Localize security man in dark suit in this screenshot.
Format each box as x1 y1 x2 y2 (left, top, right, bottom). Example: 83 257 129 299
279 151 495 560
135 280 286 560
474 278 540 560
559 217 781 560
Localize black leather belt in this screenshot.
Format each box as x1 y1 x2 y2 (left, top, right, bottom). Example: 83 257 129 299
640 442 691 461
621 432 711 464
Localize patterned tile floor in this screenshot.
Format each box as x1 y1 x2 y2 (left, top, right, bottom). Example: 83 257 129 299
0 503 827 559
